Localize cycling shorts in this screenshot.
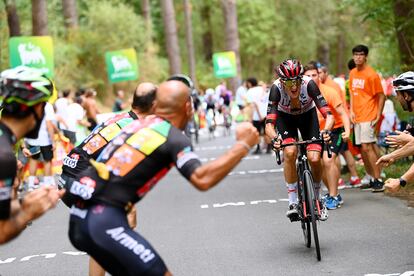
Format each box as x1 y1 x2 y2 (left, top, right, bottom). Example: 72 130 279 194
69 203 168 276
276 108 321 151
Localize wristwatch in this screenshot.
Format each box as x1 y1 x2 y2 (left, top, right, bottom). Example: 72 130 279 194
271 136 279 144
399 178 407 187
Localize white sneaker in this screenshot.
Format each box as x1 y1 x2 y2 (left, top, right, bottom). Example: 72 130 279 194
361 174 372 185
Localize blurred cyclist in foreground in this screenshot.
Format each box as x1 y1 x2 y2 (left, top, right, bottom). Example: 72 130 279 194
0 66 64 244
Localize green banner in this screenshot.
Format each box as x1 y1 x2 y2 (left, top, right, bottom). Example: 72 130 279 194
9 36 54 77
105 48 138 83
213 51 237 78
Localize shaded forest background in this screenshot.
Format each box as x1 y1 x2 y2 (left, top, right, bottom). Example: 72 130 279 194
0 0 413 102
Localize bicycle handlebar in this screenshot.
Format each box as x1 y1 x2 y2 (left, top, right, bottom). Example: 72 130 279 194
274 137 332 165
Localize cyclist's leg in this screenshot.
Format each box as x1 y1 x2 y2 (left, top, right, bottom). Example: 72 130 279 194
88 205 138 276
277 111 300 219
69 203 169 276
298 109 323 185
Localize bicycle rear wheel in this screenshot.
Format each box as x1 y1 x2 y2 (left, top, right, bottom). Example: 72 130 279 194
304 171 321 261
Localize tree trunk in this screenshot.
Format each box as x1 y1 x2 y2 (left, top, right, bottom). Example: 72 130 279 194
4 0 21 36
317 44 330 67
141 0 152 45
393 0 414 70
161 0 181 75
62 0 78 29
201 3 213 62
32 0 48 35
183 0 197 86
220 0 241 93
141 0 151 26
336 32 346 75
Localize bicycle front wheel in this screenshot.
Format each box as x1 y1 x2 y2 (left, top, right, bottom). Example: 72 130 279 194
298 180 311 248
304 171 321 261
301 219 311 248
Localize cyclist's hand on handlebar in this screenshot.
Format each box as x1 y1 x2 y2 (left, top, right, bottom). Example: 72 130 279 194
235 122 260 148
320 130 331 143
271 136 282 151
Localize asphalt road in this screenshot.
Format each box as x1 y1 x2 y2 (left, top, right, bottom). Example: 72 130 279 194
1 129 414 276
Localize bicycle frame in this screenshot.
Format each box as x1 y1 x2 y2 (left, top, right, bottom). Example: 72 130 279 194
274 137 331 261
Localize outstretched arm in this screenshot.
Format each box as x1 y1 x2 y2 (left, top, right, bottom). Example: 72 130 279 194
189 123 259 190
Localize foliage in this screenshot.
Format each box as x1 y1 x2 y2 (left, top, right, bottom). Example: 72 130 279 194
1 0 412 95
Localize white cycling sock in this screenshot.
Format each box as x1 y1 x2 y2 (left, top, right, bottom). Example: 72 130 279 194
287 183 298 205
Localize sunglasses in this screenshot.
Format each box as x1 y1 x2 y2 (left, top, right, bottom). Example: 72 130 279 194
281 78 301 88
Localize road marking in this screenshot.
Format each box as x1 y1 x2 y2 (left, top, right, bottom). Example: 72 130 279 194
228 168 283 176
0 251 86 265
365 272 414 276
200 155 261 162
62 251 87 256
195 145 232 151
201 199 286 209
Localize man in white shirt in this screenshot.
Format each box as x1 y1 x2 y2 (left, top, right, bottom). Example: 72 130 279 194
55 90 77 144
23 102 57 190
246 77 268 154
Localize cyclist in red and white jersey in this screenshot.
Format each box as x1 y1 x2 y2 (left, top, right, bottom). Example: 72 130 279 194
265 59 334 221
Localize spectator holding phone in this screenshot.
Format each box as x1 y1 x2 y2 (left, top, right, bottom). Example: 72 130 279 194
376 71 414 192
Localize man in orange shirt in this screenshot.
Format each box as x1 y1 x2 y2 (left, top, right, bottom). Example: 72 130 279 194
318 64 362 188
304 62 350 210
349 44 385 192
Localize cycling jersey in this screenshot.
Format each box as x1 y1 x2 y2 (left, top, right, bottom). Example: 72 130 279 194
265 77 331 151
62 111 138 179
0 123 17 220
68 116 202 275
265 76 330 125
67 115 201 207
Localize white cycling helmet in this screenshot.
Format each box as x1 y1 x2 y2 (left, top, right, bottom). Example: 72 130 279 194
393 71 414 93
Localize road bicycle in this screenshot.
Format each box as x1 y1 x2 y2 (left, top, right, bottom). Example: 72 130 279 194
275 137 331 261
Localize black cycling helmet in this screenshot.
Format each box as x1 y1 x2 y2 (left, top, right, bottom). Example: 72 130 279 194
276 59 304 80
393 71 414 93
0 66 54 110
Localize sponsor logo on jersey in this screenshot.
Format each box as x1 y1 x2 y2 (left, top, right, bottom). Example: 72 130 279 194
106 227 155 263
70 176 96 200
106 144 145 177
83 135 107 155
63 153 80 168
127 128 166 155
176 147 199 169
